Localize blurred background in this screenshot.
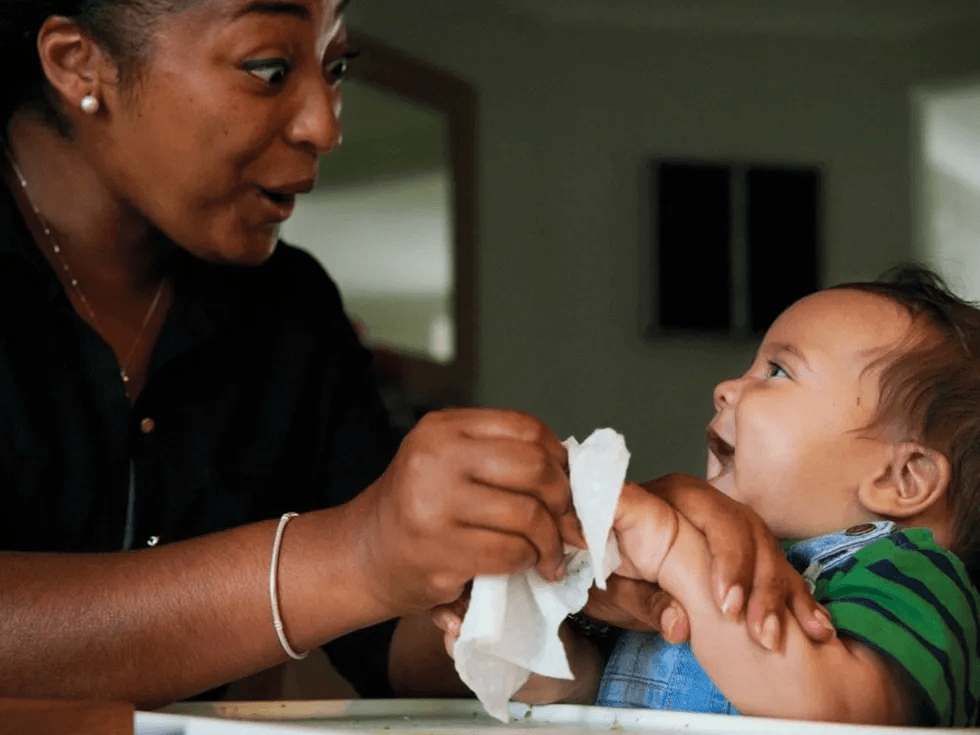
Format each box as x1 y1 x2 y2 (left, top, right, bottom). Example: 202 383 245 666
282 0 980 481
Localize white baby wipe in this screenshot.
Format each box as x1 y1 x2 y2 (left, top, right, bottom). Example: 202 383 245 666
453 428 629 722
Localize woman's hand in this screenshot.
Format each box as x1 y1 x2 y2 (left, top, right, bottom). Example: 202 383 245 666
610 474 834 650
582 576 689 642
353 408 582 617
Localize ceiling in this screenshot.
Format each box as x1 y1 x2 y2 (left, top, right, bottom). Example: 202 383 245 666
494 0 980 38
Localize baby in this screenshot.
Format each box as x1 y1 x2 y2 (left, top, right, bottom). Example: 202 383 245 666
540 266 980 726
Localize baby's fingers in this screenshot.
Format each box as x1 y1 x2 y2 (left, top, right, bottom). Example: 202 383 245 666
431 605 463 636
430 605 464 659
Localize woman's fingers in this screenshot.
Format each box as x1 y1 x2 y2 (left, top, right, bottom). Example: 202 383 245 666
466 435 583 550
582 575 680 634
742 522 834 649
742 525 786 650
789 581 836 643
358 408 576 614
659 601 690 645
707 525 754 620
455 483 566 581
452 408 569 475
463 436 573 520
643 473 832 651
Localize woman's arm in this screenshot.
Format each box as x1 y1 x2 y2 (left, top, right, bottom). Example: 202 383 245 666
0 509 375 709
617 485 910 724
0 408 576 708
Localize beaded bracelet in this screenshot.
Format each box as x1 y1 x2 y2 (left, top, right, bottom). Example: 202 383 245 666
567 611 622 659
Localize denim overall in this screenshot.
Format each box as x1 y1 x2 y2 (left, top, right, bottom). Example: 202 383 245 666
595 521 898 714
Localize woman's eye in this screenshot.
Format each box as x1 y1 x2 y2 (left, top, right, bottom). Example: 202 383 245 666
245 60 290 85
325 58 347 83
325 50 359 85
325 55 352 85
765 361 788 379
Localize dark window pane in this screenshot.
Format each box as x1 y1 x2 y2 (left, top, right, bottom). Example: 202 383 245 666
655 162 731 331
746 167 821 333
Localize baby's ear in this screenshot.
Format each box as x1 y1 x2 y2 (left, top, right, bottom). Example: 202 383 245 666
858 442 950 518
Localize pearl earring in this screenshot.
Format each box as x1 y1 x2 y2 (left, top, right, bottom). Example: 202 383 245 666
80 95 100 114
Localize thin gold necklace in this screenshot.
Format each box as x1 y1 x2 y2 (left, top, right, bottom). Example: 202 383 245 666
3 147 169 400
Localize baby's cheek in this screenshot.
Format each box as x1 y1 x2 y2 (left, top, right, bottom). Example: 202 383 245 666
736 422 805 507
742 411 799 473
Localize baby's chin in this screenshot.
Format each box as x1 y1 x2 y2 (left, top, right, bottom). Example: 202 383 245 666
705 470 782 532
706 462 737 501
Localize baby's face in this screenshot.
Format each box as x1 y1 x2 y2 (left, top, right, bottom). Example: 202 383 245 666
706 289 912 540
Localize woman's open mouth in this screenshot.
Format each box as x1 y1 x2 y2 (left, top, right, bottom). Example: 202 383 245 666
261 189 294 206
258 188 296 221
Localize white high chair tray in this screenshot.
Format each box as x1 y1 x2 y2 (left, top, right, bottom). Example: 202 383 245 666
138 699 974 734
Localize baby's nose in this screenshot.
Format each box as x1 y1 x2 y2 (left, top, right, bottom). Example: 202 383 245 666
713 377 741 411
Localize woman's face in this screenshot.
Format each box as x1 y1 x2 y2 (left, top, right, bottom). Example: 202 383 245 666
98 0 349 264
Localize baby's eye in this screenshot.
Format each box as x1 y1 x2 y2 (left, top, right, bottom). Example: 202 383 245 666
765 361 788 379
244 59 290 85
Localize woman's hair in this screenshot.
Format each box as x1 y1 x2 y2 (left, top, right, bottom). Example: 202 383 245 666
0 0 197 136
834 265 980 586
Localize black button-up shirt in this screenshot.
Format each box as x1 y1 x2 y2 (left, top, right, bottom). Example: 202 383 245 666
0 184 399 696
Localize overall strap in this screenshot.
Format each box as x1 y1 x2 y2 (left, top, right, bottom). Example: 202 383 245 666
786 521 896 592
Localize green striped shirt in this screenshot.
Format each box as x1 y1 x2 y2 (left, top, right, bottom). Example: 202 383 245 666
813 528 980 727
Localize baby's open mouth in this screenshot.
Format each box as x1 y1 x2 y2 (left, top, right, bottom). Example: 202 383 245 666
706 427 734 474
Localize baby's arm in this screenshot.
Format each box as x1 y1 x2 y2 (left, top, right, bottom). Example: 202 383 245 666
616 484 912 724
510 482 684 706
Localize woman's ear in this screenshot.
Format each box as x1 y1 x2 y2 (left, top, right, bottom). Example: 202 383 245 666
35 16 114 113
858 442 950 519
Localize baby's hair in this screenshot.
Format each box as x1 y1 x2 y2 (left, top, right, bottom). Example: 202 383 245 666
833 265 980 587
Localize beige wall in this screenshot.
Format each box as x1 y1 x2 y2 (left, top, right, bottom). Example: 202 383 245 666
340 1 980 479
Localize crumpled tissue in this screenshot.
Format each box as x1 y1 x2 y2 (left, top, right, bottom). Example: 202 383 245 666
453 427 629 721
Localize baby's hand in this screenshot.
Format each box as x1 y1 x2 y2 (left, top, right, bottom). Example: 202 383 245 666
429 596 603 705
430 593 469 658
612 481 680 582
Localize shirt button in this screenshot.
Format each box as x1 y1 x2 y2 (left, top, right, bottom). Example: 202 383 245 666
140 417 156 434
845 523 876 536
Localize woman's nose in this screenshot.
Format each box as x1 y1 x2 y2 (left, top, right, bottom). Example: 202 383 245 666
288 79 343 155
713 377 741 412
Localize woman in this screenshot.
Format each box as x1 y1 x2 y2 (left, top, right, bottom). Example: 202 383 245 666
0 0 828 708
